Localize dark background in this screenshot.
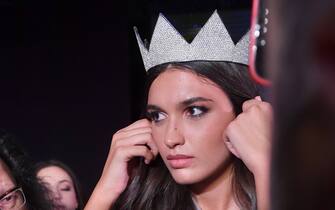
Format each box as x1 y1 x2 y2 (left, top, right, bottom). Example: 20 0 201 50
0 0 251 202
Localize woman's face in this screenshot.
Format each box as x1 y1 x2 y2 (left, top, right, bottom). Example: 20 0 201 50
37 166 78 210
0 160 27 210
147 69 235 185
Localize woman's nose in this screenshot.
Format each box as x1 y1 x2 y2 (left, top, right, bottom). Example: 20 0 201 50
164 123 185 149
52 189 62 201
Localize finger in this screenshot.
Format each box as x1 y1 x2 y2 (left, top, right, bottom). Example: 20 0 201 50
255 96 262 101
114 132 153 147
116 120 158 157
225 120 247 151
118 119 151 132
145 139 159 157
242 98 263 112
114 127 152 140
118 145 155 164
114 132 158 156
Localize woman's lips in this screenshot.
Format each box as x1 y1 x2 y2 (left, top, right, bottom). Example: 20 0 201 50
166 154 194 169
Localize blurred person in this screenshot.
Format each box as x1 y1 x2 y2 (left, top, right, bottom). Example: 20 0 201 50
0 129 52 210
36 160 83 210
264 0 335 210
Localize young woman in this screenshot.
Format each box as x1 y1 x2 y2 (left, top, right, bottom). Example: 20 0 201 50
85 11 272 210
36 160 84 210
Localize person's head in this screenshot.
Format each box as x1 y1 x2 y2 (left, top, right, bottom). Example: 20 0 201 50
0 129 52 210
35 160 83 210
0 159 27 210
145 61 258 186
114 62 258 210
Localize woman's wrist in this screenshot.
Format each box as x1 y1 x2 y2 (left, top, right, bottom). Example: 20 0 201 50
84 181 120 210
253 159 270 210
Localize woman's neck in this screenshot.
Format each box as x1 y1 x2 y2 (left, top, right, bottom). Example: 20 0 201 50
190 163 239 210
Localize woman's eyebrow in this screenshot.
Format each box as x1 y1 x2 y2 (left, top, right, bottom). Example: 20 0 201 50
58 180 73 185
146 104 166 113
147 97 213 112
181 97 213 107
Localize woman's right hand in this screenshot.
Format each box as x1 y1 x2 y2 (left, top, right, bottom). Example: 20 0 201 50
84 119 158 210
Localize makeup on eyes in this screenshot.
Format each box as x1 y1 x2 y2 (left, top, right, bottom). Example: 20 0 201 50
146 103 212 123
146 110 166 123
146 104 167 123
184 105 210 119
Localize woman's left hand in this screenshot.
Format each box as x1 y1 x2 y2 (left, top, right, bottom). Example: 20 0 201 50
225 96 272 210
225 96 272 176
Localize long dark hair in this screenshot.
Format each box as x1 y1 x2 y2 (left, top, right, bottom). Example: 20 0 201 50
0 129 53 210
112 61 259 210
35 160 84 210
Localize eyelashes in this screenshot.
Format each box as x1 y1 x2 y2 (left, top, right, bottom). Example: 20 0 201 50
186 106 209 118
60 187 71 191
146 111 167 123
146 106 210 123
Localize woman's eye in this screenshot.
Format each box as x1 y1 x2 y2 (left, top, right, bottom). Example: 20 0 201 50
147 111 167 122
186 106 208 118
60 187 71 191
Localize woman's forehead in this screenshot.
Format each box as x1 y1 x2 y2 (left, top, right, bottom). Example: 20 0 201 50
151 68 217 90
37 165 73 183
148 69 231 107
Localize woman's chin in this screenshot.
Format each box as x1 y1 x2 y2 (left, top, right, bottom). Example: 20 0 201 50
170 169 202 185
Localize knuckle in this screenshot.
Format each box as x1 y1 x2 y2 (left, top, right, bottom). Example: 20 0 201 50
235 113 245 122
262 102 273 112
112 132 122 140
242 101 249 110
115 127 125 134
113 140 122 148
226 121 235 132
111 134 123 147
248 104 261 114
